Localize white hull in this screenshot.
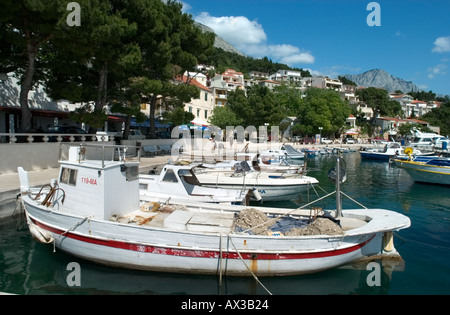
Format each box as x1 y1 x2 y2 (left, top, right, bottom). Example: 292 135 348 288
22 197 409 276
194 171 318 201
139 164 249 205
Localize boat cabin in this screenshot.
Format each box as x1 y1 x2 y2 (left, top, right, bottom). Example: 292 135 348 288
55 145 140 220
140 164 203 196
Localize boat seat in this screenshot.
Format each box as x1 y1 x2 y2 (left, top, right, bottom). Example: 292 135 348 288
163 210 194 231
186 212 234 234
339 217 367 231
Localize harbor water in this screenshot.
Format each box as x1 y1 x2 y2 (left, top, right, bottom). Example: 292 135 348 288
1 152 449 295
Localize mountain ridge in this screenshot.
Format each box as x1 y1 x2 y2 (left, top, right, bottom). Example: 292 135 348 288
194 22 246 57
343 69 420 93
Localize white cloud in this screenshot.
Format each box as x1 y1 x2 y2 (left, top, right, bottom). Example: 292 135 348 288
195 12 314 65
195 12 266 46
280 53 315 65
432 36 450 53
427 64 447 79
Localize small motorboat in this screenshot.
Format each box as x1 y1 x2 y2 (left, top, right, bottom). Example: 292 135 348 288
139 163 252 205
360 142 430 161
393 156 450 185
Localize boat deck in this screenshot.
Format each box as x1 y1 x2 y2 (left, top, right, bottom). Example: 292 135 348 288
111 207 235 234
111 202 371 236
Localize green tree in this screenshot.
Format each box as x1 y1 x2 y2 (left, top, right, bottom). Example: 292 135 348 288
162 107 194 127
421 100 450 136
357 87 402 118
273 84 303 116
45 0 142 131
408 90 436 102
226 89 252 125
0 0 68 131
125 0 214 138
227 85 282 127
296 88 350 137
209 106 243 129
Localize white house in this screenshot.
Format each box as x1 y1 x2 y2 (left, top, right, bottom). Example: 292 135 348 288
176 75 214 126
209 69 245 107
311 76 343 91
269 70 302 84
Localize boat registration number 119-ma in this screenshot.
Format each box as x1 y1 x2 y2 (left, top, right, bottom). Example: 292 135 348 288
81 177 97 185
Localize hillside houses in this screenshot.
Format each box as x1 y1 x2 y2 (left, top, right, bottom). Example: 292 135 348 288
389 93 440 117
1 64 441 139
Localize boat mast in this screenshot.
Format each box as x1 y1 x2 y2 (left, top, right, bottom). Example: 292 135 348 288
335 153 343 218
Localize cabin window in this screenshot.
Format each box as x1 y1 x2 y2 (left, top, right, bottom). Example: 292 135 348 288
162 169 178 183
60 168 78 186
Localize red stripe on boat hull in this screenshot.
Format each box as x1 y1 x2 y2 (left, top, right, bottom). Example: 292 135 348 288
31 217 375 260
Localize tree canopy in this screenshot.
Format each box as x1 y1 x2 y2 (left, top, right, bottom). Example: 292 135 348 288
218 85 350 138
421 99 450 136
356 87 402 118
0 0 214 136
294 88 350 137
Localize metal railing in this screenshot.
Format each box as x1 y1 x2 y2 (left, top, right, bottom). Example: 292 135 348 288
59 143 141 168
0 132 114 144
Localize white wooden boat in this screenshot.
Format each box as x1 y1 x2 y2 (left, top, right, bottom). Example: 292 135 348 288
18 144 410 277
193 161 318 201
139 164 252 205
393 156 450 185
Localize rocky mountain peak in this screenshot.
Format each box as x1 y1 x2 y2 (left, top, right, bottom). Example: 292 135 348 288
343 69 420 93
194 22 246 57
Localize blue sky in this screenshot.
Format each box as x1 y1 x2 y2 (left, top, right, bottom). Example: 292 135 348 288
181 0 450 95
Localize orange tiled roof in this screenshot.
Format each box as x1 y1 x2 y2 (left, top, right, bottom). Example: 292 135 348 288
175 75 211 92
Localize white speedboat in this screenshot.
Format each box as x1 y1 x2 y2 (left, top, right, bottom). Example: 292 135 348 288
18 144 411 277
408 128 448 152
194 161 318 201
202 152 304 174
139 164 252 205
261 144 305 161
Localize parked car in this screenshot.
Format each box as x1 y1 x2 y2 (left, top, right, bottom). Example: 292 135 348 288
128 129 146 140
345 138 355 144
47 125 89 142
321 137 333 144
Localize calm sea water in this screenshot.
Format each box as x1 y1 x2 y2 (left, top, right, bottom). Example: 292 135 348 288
1 152 449 295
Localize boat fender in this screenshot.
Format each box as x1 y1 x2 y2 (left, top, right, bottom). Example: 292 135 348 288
252 189 262 202
28 220 54 244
